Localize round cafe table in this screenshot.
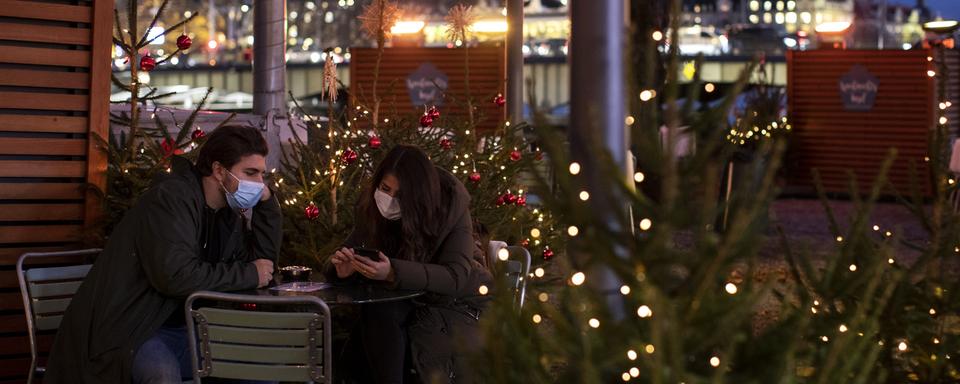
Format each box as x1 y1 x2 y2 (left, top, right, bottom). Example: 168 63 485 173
258 280 423 305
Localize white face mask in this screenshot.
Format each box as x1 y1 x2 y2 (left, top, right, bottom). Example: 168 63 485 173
374 189 401 220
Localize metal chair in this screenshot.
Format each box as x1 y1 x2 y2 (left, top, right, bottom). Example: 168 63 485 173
185 291 332 383
490 244 532 309
16 249 100 384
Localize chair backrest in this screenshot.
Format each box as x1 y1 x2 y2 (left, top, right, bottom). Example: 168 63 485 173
487 240 508 267
185 291 332 384
16 249 99 382
489 244 532 309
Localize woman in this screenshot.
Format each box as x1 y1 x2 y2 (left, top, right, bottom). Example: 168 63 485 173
326 145 492 383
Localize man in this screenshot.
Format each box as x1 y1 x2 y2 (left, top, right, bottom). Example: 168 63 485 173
46 125 282 383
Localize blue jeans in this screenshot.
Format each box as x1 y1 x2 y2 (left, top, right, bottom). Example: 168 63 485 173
132 325 278 384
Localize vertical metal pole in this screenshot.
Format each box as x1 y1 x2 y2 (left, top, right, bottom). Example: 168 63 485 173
254 0 287 170
207 0 216 49
571 0 627 168
506 0 524 123
878 0 887 49
569 0 628 319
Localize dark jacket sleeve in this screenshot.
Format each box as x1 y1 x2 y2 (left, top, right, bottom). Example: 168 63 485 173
137 181 259 297
390 207 474 296
239 193 283 263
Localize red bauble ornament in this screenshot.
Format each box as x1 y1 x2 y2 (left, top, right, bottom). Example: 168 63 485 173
496 194 506 206
176 34 193 51
191 129 205 141
140 55 157 71
510 150 522 161
427 106 441 119
439 138 453 150
469 172 481 183
493 93 506 107
520 239 530 247
515 196 526 206
160 138 184 157
304 203 320 220
419 114 434 127
341 148 358 164
505 193 517 204
368 135 382 149
542 247 555 260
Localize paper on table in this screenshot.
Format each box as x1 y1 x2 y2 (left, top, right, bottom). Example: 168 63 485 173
269 282 332 292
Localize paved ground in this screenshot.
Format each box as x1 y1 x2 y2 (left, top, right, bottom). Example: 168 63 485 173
765 198 932 261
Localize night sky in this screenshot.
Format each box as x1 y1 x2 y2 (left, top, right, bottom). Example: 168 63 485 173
925 0 960 20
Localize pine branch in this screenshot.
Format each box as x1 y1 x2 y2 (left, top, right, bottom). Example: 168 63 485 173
155 49 183 66
135 0 170 48
113 9 127 50
140 12 200 49
178 87 214 143
111 74 132 92
140 91 179 102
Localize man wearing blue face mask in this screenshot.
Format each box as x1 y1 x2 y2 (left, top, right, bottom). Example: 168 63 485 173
47 125 282 384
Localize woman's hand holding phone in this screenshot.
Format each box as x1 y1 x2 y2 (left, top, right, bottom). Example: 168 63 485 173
351 248 394 282
331 247 357 278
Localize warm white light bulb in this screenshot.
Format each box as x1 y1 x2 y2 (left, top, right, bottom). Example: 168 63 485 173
637 305 653 318
725 283 738 294
639 219 653 231
571 272 586 286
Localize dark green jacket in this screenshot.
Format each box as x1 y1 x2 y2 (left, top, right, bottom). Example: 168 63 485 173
45 156 283 383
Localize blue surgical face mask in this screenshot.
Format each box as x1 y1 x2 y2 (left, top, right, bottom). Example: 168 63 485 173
222 169 264 210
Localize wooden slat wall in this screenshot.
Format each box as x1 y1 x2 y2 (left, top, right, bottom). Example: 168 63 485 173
786 49 937 196
0 0 112 381
349 46 506 132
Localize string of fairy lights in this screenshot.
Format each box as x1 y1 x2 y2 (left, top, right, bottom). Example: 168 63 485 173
474 47 956 381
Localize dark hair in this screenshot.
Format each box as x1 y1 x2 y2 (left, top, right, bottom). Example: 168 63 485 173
361 145 444 262
195 125 269 176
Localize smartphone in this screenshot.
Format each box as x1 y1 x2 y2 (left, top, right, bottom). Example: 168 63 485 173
353 247 381 262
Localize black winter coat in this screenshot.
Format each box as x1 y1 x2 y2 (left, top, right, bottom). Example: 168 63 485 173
45 156 283 383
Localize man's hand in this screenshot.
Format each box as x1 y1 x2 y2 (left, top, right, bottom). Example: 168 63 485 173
252 259 274 288
331 247 357 278
260 185 272 202
351 251 394 282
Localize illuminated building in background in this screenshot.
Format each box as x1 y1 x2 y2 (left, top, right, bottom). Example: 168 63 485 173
739 0 854 34
682 0 929 51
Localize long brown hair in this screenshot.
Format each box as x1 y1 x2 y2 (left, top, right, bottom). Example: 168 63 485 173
359 145 444 262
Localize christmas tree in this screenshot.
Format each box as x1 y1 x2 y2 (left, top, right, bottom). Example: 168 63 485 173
274 1 565 270
87 0 232 242
474 0 959 382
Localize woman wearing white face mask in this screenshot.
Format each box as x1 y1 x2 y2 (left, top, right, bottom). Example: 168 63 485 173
325 145 492 384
